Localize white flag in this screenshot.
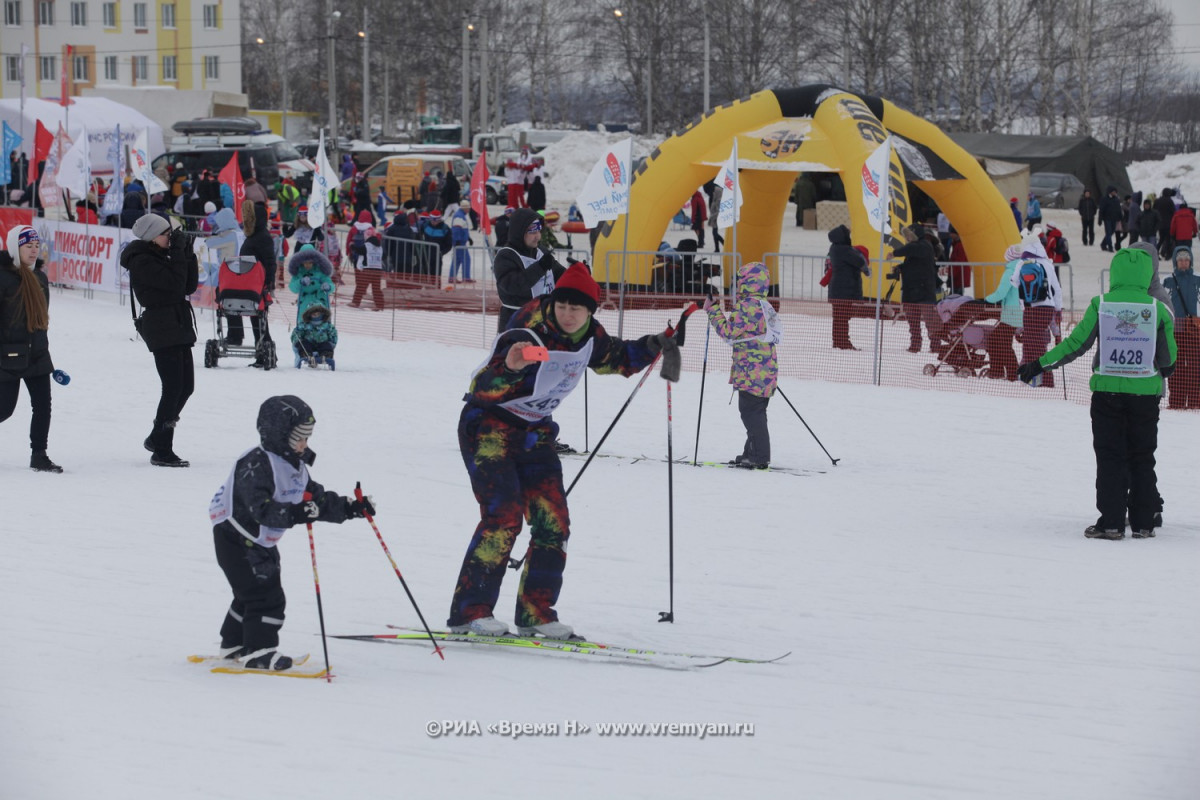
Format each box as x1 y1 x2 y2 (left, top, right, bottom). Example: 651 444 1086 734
307 130 336 227
131 127 168 194
714 139 742 230
860 137 891 235
56 125 91 199
575 138 632 228
38 124 73 208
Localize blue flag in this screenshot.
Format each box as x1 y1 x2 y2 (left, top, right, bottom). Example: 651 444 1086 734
1 121 23 185
101 124 124 218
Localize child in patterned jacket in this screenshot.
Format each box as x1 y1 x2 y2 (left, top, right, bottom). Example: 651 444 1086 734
703 260 782 469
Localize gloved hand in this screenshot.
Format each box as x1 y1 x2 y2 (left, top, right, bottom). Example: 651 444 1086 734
703 294 714 312
345 495 376 519
1161 362 1176 378
168 229 189 255
301 276 312 286
1017 361 1044 385
322 283 333 293
646 332 671 355
291 499 320 524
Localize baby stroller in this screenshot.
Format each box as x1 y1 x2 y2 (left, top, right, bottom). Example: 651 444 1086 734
203 256 278 370
291 304 337 370
923 295 994 378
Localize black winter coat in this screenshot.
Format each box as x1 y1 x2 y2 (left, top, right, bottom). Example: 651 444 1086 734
826 225 869 301
383 221 418 271
1098 194 1123 225
241 202 276 292
121 239 199 352
1155 194 1177 234
1077 195 1098 221
493 208 565 331
890 239 938 303
1138 208 1161 240
0 254 53 381
525 177 546 212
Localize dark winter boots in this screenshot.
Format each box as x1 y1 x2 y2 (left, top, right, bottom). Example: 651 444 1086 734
30 450 63 473
147 419 189 468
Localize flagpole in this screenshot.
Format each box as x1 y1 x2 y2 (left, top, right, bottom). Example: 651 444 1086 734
871 138 892 387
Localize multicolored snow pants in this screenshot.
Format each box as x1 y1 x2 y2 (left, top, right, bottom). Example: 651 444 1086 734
448 406 571 628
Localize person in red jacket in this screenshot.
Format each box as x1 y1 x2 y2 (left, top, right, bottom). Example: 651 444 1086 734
1169 203 1198 248
689 190 708 249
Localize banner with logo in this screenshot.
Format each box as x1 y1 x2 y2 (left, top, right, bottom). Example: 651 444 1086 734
1 121 22 185
469 155 491 236
307 130 336 227
33 218 132 293
131 127 169 194
714 139 743 230
219 153 246 224
576 138 632 228
861 137 892 235
38 123 73 208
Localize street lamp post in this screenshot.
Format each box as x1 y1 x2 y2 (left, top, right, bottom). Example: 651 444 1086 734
480 18 489 138
702 6 710 113
613 8 651 134
327 2 340 147
461 22 472 148
360 8 369 141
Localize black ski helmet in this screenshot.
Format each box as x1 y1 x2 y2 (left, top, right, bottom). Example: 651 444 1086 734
257 395 315 455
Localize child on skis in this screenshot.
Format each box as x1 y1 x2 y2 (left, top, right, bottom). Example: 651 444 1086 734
448 263 682 639
703 261 782 469
209 395 374 671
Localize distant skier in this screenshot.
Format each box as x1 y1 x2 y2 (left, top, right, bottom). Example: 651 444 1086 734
446 263 682 639
208 395 375 671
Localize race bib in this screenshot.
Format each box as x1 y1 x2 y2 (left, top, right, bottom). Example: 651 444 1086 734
499 340 593 422
1097 301 1156 377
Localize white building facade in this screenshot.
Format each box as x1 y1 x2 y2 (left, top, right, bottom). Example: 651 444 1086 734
0 0 241 100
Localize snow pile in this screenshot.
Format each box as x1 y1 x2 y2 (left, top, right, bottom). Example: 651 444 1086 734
1127 150 1199 202
538 130 661 208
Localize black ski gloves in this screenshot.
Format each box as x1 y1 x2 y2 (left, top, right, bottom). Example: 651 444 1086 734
1017 361 1044 385
345 495 376 519
290 499 321 525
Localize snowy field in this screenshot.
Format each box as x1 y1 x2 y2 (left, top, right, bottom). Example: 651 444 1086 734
2 290 1199 799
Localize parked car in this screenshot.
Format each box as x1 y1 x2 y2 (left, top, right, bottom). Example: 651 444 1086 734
152 145 312 197
340 155 471 209
1030 172 1086 209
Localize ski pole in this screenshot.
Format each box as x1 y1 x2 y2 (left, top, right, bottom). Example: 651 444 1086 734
583 371 590 453
692 313 711 465
660 379 675 624
303 492 333 683
775 386 840 466
355 482 445 660
565 304 697 497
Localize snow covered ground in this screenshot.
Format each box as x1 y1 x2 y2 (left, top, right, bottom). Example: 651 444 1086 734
2 290 1199 799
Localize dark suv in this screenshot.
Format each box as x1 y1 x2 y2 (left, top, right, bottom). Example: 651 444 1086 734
153 142 312 196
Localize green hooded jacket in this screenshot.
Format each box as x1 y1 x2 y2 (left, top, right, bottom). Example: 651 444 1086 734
1039 248 1176 395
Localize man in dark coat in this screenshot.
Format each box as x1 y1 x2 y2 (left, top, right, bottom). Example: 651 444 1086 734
889 226 940 352
1077 189 1098 246
227 201 275 361
825 225 870 350
492 208 567 331
1154 188 1177 258
1098 186 1123 252
383 212 419 274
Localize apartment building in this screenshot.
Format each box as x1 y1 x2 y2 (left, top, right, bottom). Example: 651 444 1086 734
0 0 241 99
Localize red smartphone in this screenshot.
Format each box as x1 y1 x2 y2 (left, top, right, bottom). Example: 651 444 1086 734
523 346 549 362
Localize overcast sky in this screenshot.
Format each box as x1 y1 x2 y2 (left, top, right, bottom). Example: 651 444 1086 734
1165 0 1200 70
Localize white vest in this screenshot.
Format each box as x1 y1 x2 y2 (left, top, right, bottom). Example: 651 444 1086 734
209 448 310 547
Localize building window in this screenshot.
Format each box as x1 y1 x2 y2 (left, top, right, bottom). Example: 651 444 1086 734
38 0 53 25
39 55 57 81
202 3 217 29
101 0 113 27
132 1 145 28
161 2 173 28
162 55 176 82
70 0 85 26
203 55 219 80
103 54 117 80
72 53 88 81
132 55 147 80
4 55 19 81
4 0 22 26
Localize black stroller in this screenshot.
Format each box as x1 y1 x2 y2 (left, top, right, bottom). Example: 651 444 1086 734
203 256 278 370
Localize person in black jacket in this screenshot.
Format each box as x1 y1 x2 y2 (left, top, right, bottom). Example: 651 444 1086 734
1138 199 1161 252
383 212 419 274
0 226 61 472
1155 188 1177 259
525 175 547 213
209 395 374 671
1077 189 1098 246
889 226 940 352
1098 186 1123 252
493 208 567 331
120 212 199 467
825 225 870 350
440 170 461 210
227 201 275 362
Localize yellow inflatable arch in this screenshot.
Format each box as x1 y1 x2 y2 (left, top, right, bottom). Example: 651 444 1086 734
592 85 1020 295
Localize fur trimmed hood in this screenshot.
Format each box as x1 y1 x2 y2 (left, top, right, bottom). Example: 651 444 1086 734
287 247 334 278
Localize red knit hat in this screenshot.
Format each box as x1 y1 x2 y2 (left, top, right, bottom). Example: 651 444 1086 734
551 262 599 313
357 210 372 223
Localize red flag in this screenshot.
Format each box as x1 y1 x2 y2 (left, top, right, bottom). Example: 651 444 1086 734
30 120 53 183
60 45 72 106
218 153 246 224
469 156 491 236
